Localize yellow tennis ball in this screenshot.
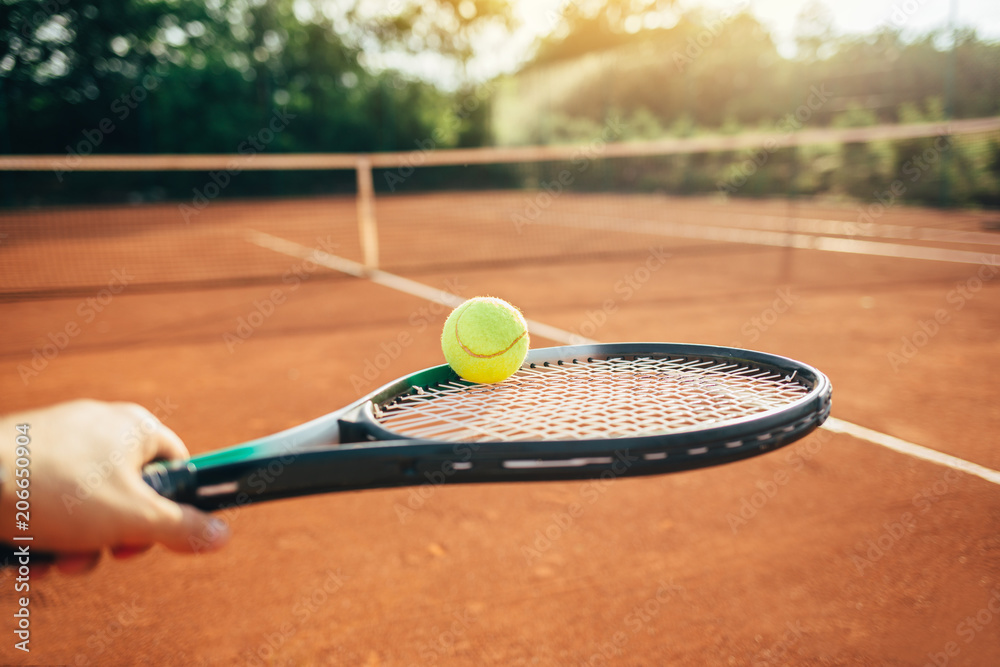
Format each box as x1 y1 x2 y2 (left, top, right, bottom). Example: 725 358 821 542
441 296 530 384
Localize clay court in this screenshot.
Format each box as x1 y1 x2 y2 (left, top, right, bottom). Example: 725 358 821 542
2 192 999 666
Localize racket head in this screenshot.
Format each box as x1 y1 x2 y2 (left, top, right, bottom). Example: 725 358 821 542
154 343 831 508
346 343 831 473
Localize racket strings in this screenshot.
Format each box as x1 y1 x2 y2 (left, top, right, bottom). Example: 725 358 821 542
374 356 811 442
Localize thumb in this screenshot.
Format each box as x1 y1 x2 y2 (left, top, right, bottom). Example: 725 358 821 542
146 499 231 554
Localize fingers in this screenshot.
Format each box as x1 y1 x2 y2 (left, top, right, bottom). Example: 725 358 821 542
112 406 228 555
55 552 102 575
31 563 52 578
77 401 230 558
118 403 189 465
147 421 189 463
36 547 148 578
40 534 215 576
139 493 231 554
111 544 152 560
28 545 171 578
161 505 231 554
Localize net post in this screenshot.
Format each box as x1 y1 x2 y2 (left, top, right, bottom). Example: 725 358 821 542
355 156 379 271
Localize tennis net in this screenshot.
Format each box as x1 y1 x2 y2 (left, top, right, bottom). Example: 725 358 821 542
2 117 998 297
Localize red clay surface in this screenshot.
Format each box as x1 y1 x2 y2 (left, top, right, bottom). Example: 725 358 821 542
1 194 999 666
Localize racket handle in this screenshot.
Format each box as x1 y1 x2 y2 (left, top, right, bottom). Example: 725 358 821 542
0 544 55 566
141 460 198 503
0 461 199 568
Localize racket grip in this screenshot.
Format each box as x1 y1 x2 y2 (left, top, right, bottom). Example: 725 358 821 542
0 461 200 568
142 460 198 503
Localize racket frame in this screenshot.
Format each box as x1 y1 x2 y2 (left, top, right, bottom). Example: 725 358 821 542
143 343 832 510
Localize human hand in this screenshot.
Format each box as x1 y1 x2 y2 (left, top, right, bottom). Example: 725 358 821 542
0 400 229 573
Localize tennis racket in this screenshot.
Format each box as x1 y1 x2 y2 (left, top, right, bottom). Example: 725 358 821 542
1 343 831 566
141 342 832 511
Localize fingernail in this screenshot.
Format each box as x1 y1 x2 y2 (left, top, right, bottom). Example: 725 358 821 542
208 518 231 544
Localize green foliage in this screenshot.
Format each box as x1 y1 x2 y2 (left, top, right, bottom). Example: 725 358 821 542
1 0 998 208
499 6 1000 208
513 9 1000 136
0 0 510 203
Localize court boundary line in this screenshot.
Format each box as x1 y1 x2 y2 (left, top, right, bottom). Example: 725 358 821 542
248 230 584 345
474 196 1000 248
823 417 1000 486
724 213 1000 248
467 208 1000 266
248 230 1000 488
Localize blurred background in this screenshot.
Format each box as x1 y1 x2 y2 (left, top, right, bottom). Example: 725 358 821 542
3 4 1000 665
1 0 998 207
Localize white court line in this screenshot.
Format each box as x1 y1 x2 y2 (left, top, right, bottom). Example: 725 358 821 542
249 230 589 345
247 230 1000 488
601 207 1000 247
824 417 1000 486
469 208 999 266
534 197 1000 246
726 213 1000 247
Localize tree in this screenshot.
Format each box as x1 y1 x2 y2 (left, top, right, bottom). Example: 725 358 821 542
0 0 513 155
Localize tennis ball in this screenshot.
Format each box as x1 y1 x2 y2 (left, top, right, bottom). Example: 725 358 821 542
441 297 530 384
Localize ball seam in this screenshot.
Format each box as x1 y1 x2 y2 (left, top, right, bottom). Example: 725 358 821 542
453 311 527 360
